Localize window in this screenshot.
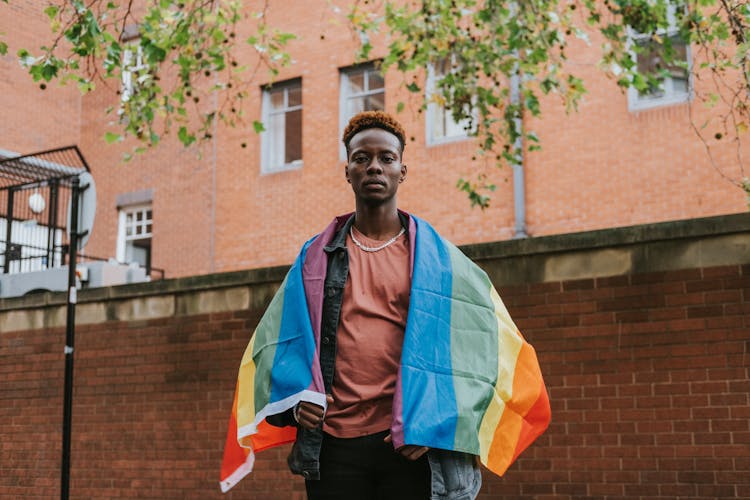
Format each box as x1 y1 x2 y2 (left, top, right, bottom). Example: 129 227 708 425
116 204 152 271
120 26 145 104
628 3 690 110
260 79 303 173
340 63 385 158
120 44 146 103
426 58 475 144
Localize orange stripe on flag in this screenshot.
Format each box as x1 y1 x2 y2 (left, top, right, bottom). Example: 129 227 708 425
485 399 523 473
250 419 297 453
486 341 550 474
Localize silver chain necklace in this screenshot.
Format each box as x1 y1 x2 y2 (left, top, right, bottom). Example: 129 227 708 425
349 226 405 252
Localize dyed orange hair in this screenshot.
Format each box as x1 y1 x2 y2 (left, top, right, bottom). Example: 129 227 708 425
342 110 406 154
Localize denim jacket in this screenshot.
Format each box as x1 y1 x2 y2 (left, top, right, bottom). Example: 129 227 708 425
269 213 481 499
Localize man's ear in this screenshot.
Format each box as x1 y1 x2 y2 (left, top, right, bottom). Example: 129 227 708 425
400 164 407 183
345 163 351 183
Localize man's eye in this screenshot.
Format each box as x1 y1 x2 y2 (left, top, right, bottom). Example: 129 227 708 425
381 156 395 163
354 156 368 163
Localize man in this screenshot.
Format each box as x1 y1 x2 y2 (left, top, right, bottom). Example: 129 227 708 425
221 111 550 499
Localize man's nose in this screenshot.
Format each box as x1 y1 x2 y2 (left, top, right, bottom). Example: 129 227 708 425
366 158 383 173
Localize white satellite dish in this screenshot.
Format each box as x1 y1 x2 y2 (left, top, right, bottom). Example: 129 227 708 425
66 172 97 251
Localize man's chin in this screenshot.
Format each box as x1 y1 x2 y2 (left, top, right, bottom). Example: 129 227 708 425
359 196 396 208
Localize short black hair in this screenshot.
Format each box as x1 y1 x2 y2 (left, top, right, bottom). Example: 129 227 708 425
342 110 406 154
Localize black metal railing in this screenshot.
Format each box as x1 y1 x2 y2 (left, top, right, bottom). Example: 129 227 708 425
1 146 164 284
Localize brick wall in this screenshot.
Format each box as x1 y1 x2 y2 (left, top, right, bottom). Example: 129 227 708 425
2 2 747 278
1 215 749 499
487 267 750 499
0 0 81 153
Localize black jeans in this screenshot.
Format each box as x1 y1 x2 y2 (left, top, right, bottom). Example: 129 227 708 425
305 431 430 500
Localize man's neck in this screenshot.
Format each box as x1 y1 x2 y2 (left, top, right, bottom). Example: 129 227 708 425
352 203 402 240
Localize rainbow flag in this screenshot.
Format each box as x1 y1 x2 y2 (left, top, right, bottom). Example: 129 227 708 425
220 214 550 492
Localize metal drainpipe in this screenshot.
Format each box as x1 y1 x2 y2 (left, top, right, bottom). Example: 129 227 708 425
510 61 528 239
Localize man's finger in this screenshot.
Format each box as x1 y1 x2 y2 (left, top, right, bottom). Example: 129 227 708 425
296 411 321 430
398 445 429 461
383 433 392 443
298 402 324 418
407 447 429 460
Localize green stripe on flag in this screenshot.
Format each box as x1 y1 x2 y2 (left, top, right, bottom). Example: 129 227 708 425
447 243 499 453
251 276 287 413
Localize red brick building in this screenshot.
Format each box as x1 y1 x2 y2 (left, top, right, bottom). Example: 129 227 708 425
1 0 747 279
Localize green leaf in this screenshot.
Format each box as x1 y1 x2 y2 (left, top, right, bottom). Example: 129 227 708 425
104 132 122 143
178 126 196 146
44 5 59 20
253 120 265 133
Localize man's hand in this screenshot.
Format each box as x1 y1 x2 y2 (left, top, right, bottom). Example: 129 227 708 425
295 394 334 430
384 433 429 461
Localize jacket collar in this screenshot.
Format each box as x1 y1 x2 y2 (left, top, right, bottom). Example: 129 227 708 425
324 211 410 253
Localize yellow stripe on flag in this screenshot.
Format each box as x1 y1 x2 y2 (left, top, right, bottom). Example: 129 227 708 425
478 286 523 467
236 334 257 447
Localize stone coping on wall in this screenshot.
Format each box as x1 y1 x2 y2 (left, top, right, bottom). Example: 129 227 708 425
463 212 750 286
1 212 748 332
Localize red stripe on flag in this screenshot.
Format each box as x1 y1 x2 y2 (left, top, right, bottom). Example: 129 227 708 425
511 379 551 463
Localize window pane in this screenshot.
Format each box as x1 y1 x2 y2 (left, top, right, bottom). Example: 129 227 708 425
269 112 285 167
666 37 688 81
635 34 688 99
366 92 385 111
348 96 367 117
285 108 302 163
672 76 688 94
287 85 302 107
136 211 143 222
262 80 304 170
146 223 152 234
434 107 447 138
368 70 385 90
434 58 450 78
348 72 365 94
270 89 285 109
445 112 470 137
146 210 152 221
126 241 149 268
636 40 666 97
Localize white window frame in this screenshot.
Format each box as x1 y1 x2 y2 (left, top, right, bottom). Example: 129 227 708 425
339 63 386 159
121 44 147 104
260 79 303 174
627 3 691 111
425 58 476 145
116 204 152 266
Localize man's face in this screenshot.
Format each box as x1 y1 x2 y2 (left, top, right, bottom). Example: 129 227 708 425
345 128 406 206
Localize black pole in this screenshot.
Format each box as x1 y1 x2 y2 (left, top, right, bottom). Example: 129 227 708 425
47 180 59 268
61 176 80 500
3 187 14 274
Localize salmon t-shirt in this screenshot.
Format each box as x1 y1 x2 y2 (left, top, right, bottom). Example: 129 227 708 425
323 225 411 438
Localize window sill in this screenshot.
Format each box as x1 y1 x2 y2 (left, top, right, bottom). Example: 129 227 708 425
426 134 474 147
628 93 691 113
261 160 303 175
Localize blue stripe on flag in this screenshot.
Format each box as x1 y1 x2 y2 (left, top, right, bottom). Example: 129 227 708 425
269 240 316 402
400 217 457 449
